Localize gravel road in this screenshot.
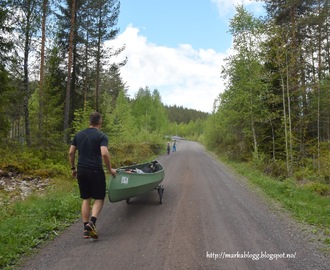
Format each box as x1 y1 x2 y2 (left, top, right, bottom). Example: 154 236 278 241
19 140 329 270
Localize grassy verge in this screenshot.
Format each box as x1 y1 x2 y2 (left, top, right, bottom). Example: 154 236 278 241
221 158 330 248
0 179 80 269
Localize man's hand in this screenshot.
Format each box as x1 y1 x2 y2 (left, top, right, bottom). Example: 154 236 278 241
72 169 77 178
110 168 117 177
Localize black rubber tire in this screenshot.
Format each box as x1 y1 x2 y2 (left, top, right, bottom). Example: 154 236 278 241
158 187 164 204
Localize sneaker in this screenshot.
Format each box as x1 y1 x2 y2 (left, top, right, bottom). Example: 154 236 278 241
83 230 90 239
86 221 98 239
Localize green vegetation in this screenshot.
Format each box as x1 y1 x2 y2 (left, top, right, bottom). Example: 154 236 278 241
165 105 209 124
0 188 81 269
1 0 330 268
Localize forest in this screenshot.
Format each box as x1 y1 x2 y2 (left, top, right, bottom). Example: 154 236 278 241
205 3 330 190
0 1 330 192
0 0 206 149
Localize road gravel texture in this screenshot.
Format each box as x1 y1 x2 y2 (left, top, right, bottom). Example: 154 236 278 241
19 140 329 270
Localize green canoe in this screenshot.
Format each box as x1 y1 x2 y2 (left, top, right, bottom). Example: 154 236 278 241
108 160 165 204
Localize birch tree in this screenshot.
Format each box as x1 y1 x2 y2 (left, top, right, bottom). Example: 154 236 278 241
222 6 268 160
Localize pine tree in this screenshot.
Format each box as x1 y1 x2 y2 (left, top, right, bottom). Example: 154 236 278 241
88 0 120 111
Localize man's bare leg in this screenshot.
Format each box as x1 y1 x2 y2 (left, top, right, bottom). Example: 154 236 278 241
91 199 104 219
81 198 91 223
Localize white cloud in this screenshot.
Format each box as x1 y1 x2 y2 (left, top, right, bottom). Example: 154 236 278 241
109 25 228 113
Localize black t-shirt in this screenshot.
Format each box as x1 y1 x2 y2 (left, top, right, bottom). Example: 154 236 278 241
71 128 108 170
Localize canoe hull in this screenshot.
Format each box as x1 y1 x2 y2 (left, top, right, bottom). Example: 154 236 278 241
108 161 164 203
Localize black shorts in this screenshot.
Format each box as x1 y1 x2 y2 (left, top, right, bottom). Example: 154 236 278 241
77 167 106 200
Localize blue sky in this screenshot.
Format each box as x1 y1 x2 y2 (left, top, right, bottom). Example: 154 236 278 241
111 0 265 112
118 0 231 52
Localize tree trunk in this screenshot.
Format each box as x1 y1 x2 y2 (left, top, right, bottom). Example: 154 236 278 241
286 54 293 175
95 9 102 112
38 0 47 139
251 119 258 156
83 29 89 113
270 118 276 162
63 0 76 142
23 7 31 146
280 73 290 174
317 0 322 173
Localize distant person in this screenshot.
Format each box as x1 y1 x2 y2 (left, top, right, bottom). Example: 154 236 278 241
69 112 116 239
167 142 170 155
172 140 176 152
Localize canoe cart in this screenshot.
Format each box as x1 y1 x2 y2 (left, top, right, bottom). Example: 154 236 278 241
108 160 165 204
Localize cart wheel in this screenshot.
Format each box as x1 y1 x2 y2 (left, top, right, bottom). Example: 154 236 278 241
126 198 130 204
158 186 164 204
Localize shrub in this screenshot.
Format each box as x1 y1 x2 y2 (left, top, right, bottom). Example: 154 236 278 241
263 160 288 180
303 182 330 196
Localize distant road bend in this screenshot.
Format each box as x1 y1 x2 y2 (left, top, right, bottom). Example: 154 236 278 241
20 140 330 270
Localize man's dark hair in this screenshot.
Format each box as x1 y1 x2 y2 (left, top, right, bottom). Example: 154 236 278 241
89 112 102 126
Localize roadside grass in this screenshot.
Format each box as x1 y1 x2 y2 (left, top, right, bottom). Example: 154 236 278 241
0 179 80 269
222 159 330 249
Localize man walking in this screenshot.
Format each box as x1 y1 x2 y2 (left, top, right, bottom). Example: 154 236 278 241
69 112 116 239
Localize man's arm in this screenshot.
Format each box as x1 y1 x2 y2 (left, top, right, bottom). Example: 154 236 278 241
101 146 116 177
68 145 77 177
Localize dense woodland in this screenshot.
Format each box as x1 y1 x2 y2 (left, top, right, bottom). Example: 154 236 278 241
0 1 330 185
206 3 330 182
